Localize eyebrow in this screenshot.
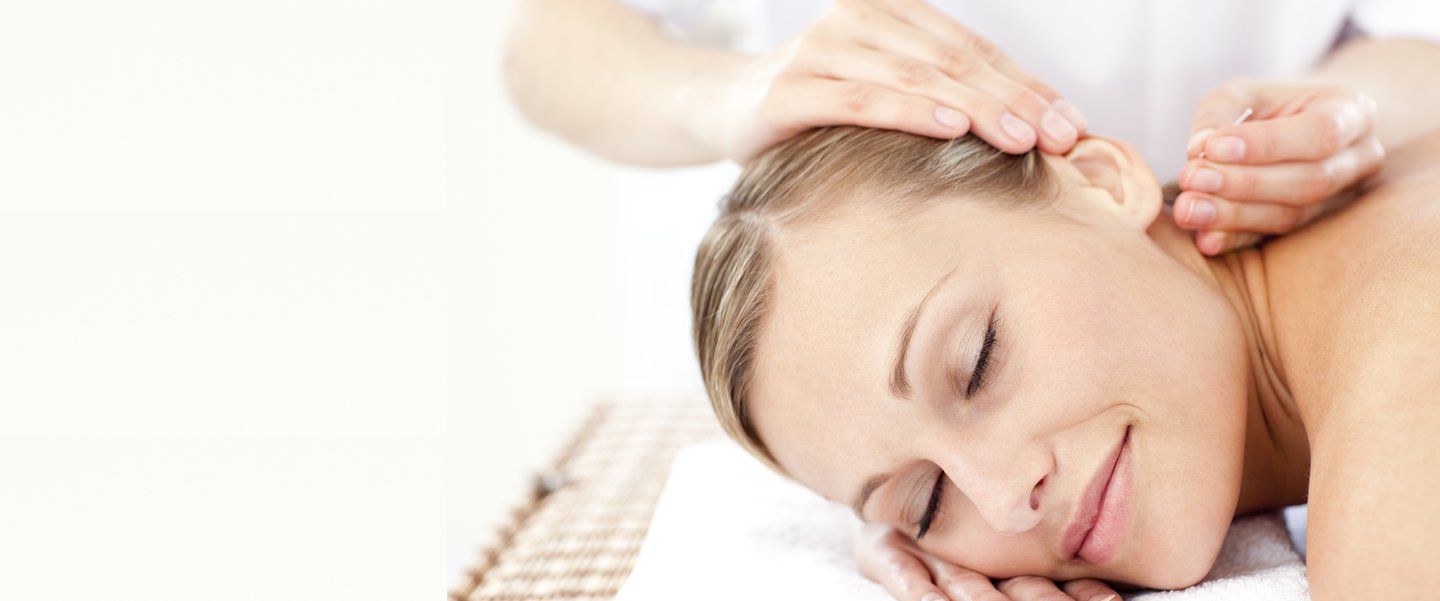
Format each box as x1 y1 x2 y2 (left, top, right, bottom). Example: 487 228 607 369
855 266 960 518
851 473 890 518
887 266 960 400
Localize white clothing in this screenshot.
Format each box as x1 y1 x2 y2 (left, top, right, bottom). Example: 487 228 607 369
620 0 1440 178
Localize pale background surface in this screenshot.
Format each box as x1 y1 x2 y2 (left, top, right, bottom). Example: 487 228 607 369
0 1 451 598
0 0 664 598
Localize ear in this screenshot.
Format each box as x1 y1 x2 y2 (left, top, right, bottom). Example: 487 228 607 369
1053 136 1161 231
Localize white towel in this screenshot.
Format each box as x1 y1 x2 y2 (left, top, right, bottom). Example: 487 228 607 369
617 439 1309 601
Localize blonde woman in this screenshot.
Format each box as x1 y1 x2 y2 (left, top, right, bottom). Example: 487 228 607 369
689 124 1440 600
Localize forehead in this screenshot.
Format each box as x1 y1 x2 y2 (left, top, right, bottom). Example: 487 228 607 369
747 197 1012 496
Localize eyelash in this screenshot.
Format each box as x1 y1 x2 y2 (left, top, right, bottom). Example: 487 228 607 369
918 315 1000 540
915 470 946 540
967 316 999 397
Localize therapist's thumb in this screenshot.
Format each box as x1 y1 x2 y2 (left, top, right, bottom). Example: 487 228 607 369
1187 81 1256 157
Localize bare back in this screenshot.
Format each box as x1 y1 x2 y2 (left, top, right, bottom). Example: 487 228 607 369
1261 127 1440 599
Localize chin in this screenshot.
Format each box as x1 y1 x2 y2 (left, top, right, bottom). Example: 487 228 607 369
1100 537 1224 591
1127 495 1236 590
1142 545 1224 590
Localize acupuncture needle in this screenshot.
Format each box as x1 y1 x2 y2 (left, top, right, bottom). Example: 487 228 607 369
1197 107 1254 159
1166 107 1255 208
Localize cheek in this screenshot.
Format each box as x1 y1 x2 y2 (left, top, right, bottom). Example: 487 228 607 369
1003 266 1142 417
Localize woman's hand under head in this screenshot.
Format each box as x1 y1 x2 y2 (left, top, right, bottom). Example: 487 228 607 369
855 521 1124 601
695 0 1087 163
741 135 1253 589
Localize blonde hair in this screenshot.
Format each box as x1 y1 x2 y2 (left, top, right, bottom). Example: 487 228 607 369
690 126 1057 472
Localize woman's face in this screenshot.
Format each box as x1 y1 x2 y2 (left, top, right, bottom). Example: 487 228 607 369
746 140 1250 588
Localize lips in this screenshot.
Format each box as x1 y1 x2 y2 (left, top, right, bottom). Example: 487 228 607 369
1065 423 1128 559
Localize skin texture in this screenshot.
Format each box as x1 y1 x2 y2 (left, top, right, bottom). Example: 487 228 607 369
742 129 1440 597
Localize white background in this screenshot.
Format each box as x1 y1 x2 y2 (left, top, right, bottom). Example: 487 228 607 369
0 0 719 598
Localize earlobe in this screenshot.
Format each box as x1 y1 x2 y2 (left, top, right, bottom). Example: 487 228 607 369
1062 136 1162 231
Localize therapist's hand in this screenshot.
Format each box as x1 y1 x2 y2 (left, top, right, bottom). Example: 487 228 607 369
855 522 1121 601
702 0 1087 163
1175 79 1385 254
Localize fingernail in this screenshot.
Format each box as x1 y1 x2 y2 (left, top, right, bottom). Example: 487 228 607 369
1188 168 1222 193
1207 136 1246 162
1187 128 1215 156
920 593 947 601
1183 197 1216 226
1000 112 1035 145
934 105 964 129
1053 99 1088 132
1089 595 1118 601
1041 108 1077 144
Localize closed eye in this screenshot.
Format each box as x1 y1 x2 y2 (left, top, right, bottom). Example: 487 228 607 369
915 470 946 540
966 314 998 397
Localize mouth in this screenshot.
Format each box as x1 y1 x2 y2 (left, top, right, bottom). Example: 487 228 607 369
1059 425 1135 565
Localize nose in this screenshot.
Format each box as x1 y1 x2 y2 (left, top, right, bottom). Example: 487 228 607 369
940 446 1051 534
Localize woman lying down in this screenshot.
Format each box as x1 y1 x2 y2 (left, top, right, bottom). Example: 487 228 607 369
689 125 1440 600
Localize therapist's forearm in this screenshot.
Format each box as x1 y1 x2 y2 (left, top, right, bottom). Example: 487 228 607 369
503 0 748 166
1303 37 1440 152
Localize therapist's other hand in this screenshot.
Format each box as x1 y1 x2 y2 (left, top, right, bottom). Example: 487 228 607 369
1175 79 1385 255
705 0 1087 163
854 522 1122 601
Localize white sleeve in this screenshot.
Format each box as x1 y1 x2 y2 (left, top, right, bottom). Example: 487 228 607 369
1350 0 1440 42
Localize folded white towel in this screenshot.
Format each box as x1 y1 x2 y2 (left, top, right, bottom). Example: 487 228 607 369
618 439 1309 601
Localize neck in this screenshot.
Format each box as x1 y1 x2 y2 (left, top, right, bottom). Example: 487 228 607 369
1148 215 1312 515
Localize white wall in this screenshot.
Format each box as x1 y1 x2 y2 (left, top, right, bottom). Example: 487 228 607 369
0 1 732 596
0 1 456 597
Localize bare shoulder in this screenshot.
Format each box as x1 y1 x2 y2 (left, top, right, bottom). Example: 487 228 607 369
1263 125 1440 390
1301 355 1440 599
1258 128 1440 599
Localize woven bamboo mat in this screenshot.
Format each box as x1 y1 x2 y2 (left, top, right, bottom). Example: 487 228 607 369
451 396 721 601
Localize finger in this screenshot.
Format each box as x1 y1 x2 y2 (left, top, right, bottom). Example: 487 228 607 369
914 553 1010 601
1195 230 1228 256
1199 95 1376 164
881 0 1088 135
1193 230 1266 256
1060 578 1121 601
904 34 1079 154
835 15 1055 154
996 575 1071 600
1179 137 1384 206
820 41 1066 154
1187 81 1256 155
1172 192 1312 234
853 527 953 601
866 546 952 601
1226 232 1267 253
777 75 972 141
